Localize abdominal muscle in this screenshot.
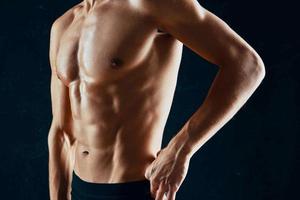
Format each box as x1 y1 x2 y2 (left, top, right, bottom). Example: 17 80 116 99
74 137 157 183
69 73 170 183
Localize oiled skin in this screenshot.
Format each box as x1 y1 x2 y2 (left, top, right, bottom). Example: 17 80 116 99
49 0 183 183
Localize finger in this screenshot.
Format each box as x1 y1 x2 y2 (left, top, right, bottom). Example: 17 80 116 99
156 149 162 157
155 181 164 200
155 179 167 200
166 184 177 200
145 166 151 180
149 177 160 199
145 163 154 180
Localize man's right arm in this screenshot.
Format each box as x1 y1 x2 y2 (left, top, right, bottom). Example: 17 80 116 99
48 20 76 200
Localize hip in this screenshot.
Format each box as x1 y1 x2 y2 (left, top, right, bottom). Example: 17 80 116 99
71 170 154 200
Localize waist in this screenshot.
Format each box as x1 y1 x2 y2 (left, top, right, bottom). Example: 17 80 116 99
71 170 153 199
74 141 156 183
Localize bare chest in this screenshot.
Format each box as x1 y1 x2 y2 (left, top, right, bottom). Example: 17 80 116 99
54 3 157 86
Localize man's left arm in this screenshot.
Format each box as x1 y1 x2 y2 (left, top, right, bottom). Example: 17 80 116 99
144 0 265 199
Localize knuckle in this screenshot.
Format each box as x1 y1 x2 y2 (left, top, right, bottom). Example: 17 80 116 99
171 184 178 191
167 181 179 191
151 177 160 185
170 184 179 192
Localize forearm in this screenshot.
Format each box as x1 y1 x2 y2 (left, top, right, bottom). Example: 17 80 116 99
168 54 265 160
48 125 75 200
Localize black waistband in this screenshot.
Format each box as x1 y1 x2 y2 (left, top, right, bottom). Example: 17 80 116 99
71 170 152 197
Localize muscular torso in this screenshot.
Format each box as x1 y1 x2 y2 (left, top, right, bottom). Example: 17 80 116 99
51 0 183 183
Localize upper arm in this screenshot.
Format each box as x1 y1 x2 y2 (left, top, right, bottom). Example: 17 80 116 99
146 0 263 68
50 71 73 133
49 21 73 134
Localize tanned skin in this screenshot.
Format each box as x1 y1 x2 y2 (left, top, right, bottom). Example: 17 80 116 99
48 0 265 200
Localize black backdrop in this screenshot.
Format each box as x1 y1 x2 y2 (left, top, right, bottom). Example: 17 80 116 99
0 0 299 199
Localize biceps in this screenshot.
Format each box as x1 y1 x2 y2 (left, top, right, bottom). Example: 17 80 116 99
151 0 254 66
50 71 72 131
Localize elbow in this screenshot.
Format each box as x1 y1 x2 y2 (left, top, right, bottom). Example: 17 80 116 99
221 44 266 82
240 48 266 84
250 51 266 80
48 121 64 147
48 119 75 148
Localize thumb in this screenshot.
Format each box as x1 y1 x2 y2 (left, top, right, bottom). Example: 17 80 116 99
145 150 163 180
145 162 153 180
156 149 162 157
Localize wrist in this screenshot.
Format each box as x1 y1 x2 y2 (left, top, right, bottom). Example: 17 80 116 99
167 123 194 162
177 140 193 162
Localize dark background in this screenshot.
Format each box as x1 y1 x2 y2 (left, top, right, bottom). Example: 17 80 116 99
0 0 299 199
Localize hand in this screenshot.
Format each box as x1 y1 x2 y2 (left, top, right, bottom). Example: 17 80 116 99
145 146 191 200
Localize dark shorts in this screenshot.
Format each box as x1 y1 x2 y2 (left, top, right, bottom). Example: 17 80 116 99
71 171 154 200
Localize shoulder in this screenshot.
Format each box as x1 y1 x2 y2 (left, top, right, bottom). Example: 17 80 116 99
50 3 82 35
142 0 198 12
142 0 205 26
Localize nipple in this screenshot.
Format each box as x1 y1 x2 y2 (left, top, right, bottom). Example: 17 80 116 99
110 57 123 69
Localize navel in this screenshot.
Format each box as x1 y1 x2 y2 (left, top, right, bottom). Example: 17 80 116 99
56 73 62 80
82 150 89 155
157 28 170 36
110 57 123 69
